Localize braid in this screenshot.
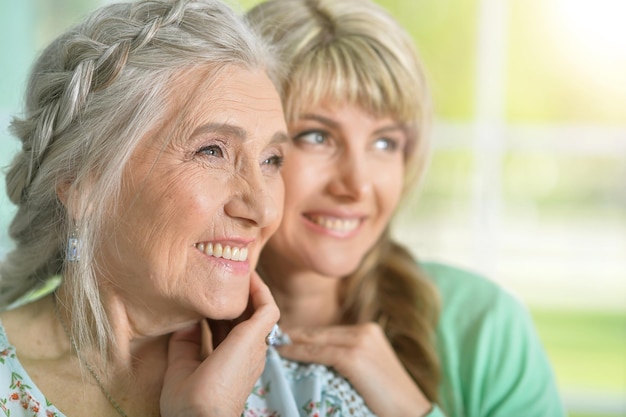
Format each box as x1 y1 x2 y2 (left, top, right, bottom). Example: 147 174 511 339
5 3 179 279
2 0 278 357
9 5 162 200
12 0 253 198
378 240 440 402
340 229 441 402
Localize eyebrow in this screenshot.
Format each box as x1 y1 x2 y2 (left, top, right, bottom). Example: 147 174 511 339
299 113 405 136
271 131 290 145
191 122 289 145
374 125 406 136
300 114 340 129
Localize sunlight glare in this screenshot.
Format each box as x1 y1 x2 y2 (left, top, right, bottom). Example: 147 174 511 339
551 0 626 64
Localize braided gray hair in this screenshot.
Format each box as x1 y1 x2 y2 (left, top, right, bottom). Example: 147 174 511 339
2 0 280 354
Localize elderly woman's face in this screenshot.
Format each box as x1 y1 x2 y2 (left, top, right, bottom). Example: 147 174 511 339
101 66 287 329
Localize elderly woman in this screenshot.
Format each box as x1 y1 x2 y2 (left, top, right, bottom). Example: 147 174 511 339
0 0 286 415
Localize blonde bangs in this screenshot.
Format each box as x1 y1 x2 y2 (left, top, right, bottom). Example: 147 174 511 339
284 38 420 125
283 37 430 192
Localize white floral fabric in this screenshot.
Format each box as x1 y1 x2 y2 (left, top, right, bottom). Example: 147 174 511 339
0 323 61 416
244 347 376 417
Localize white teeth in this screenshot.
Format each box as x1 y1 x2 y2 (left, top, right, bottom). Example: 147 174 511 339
310 215 360 232
194 243 248 262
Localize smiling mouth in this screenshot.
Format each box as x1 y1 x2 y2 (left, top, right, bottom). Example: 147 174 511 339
305 214 361 232
194 243 249 262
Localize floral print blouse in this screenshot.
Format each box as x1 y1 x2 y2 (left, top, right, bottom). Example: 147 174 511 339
0 323 62 416
0 322 374 417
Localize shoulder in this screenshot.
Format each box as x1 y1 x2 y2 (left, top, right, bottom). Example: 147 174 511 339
0 321 64 417
420 261 531 340
419 262 566 416
420 261 529 325
420 261 514 305
419 260 536 350
421 261 538 367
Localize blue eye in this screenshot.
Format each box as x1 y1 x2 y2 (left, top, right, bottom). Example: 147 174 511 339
374 137 399 152
198 145 224 157
294 130 327 145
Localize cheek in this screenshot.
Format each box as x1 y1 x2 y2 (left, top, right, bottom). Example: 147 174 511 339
281 156 322 209
180 189 220 216
126 175 220 253
266 176 286 235
378 163 405 216
159 168 226 214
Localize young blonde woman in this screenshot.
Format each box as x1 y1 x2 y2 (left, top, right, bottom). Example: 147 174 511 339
244 0 567 416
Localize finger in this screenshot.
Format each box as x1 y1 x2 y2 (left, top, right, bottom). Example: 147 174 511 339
277 342 352 370
205 272 279 353
226 272 279 340
285 323 384 347
207 319 233 349
200 318 213 359
167 322 202 368
249 270 279 319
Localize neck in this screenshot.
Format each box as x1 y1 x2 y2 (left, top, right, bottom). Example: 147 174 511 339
52 289 167 417
54 285 171 367
259 264 342 328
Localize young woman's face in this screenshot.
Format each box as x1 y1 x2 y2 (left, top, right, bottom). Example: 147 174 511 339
261 103 406 279
99 66 288 331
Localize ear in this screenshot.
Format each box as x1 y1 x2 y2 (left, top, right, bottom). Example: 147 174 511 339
56 179 84 221
56 180 71 208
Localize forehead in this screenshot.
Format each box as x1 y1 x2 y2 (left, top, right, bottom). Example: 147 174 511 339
289 91 402 124
167 65 285 144
183 66 282 122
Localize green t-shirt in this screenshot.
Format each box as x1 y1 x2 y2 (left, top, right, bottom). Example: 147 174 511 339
422 262 566 417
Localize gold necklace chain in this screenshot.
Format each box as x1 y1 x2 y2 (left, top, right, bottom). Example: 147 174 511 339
53 295 130 417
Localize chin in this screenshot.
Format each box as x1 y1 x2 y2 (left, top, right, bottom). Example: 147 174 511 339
315 260 362 279
209 293 249 320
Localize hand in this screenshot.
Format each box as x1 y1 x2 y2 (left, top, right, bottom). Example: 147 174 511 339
160 272 279 417
276 323 432 417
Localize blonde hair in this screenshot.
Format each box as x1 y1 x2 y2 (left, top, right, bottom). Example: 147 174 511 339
2 0 280 356
247 0 441 401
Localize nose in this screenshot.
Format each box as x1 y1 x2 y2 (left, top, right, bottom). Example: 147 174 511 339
224 165 282 228
327 150 371 200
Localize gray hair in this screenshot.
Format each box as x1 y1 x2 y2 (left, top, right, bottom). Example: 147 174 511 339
2 0 280 354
